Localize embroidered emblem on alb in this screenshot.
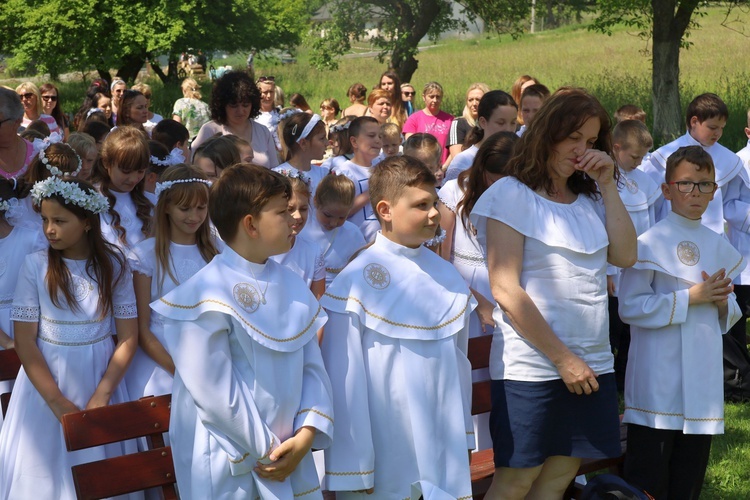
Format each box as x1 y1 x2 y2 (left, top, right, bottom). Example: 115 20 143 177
364 263 390 290
677 241 700 266
71 275 94 301
0 258 6 277
121 215 133 228
625 178 639 194
233 283 261 313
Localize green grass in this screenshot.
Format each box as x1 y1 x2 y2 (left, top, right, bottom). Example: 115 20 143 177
702 402 750 499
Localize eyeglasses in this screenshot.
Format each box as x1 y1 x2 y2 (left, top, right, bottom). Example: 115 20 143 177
402 91 415 96
257 76 275 83
17 93 34 100
42 95 58 102
0 117 14 127
668 181 717 194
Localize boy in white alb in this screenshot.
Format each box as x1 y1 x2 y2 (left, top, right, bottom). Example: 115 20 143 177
619 146 744 499
150 165 333 499
321 156 476 499
607 120 660 390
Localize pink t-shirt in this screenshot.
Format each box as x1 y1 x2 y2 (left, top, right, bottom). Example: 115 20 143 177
0 139 34 179
401 110 454 163
21 114 60 135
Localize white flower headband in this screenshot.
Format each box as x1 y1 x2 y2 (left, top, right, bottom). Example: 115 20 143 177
32 133 82 177
329 121 351 134
154 178 212 199
277 169 311 187
150 148 186 167
296 114 322 143
31 177 110 215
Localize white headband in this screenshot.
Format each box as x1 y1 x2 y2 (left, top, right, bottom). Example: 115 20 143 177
31 177 109 214
150 148 186 167
154 178 212 199
296 114 322 143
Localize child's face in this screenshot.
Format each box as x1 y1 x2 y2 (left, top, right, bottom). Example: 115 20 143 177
614 142 649 171
40 199 90 260
195 156 220 182
288 191 309 236
521 96 543 127
410 150 443 185
79 151 97 181
351 122 382 162
304 127 328 160
167 199 208 241
253 193 294 256
480 105 518 136
689 116 725 147
382 137 400 157
105 163 146 193
237 144 254 163
662 160 716 220
382 183 440 248
97 96 112 119
315 202 351 231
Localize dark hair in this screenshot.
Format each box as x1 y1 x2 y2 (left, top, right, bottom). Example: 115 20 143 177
378 70 405 126
347 83 367 102
81 120 111 144
39 83 67 130
210 71 261 124
507 87 615 199
0 178 31 207
464 90 517 148
147 140 171 176
117 90 145 129
289 93 312 112
348 116 380 140
665 145 715 183
686 93 729 130
25 119 51 137
281 113 326 161
92 93 115 127
209 164 291 242
73 80 111 130
321 98 341 116
520 84 550 103
193 135 241 175
369 155 436 218
612 120 653 150
152 119 189 150
457 131 518 230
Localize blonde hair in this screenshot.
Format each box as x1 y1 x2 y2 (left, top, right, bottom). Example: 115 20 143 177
154 164 218 287
15 82 42 115
380 122 401 143
131 83 152 98
422 81 444 97
67 132 98 159
462 83 490 126
181 78 202 100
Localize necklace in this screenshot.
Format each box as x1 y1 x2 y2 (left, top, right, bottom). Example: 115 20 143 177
248 264 268 305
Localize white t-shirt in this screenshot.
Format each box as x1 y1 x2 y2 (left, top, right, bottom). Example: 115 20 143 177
332 160 379 242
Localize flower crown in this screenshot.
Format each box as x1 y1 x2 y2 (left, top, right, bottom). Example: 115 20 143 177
277 169 311 187
150 148 186 167
278 108 302 123
32 133 82 177
329 121 351 134
31 177 109 215
154 178 212 199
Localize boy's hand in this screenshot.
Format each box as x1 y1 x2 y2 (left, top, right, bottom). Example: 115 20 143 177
607 275 616 297
254 426 315 482
689 269 733 306
555 352 599 395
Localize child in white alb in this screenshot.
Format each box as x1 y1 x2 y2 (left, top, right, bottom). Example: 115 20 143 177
273 112 331 200
151 165 333 498
321 156 476 499
620 146 744 499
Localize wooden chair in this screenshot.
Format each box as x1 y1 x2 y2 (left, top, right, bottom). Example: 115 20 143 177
467 335 628 499
61 394 177 500
0 348 21 416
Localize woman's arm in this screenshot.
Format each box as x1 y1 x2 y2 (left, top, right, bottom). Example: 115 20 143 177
15 321 79 420
486 218 599 395
133 272 174 374
86 317 138 409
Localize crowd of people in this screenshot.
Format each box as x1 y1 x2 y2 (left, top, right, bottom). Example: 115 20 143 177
0 66 749 499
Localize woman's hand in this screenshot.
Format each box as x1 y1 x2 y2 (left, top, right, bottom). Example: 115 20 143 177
575 149 615 186
555 352 599 395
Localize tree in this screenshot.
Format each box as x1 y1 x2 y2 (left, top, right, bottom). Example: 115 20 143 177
0 0 310 83
591 0 747 143
309 0 532 83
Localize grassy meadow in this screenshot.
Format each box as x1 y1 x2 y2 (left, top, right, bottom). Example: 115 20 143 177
5 8 750 498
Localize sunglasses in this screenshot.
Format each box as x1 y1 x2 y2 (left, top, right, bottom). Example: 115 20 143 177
320 106 333 110
402 91 415 96
18 93 34 100
42 95 58 102
257 76 275 83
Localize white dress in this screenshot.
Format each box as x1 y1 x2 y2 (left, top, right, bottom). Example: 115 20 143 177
470 176 614 381
125 238 213 399
151 247 333 499
332 160 379 242
270 234 325 287
321 233 476 499
305 216 366 286
444 145 478 183
0 251 139 499
4 196 41 233
439 178 494 450
619 212 744 434
100 190 149 252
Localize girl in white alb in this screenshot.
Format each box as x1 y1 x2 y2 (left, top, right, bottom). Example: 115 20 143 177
0 177 139 499
305 173 366 286
97 127 153 252
125 166 220 400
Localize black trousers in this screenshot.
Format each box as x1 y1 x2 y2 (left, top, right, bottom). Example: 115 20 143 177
608 296 630 392
728 284 750 348
624 424 712 500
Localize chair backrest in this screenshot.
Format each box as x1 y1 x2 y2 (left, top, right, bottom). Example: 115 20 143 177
468 335 492 416
61 394 177 500
0 348 21 416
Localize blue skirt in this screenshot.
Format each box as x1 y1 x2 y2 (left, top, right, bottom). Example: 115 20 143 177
490 373 621 468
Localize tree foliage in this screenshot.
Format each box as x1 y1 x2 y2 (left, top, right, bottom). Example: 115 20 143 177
0 0 310 82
